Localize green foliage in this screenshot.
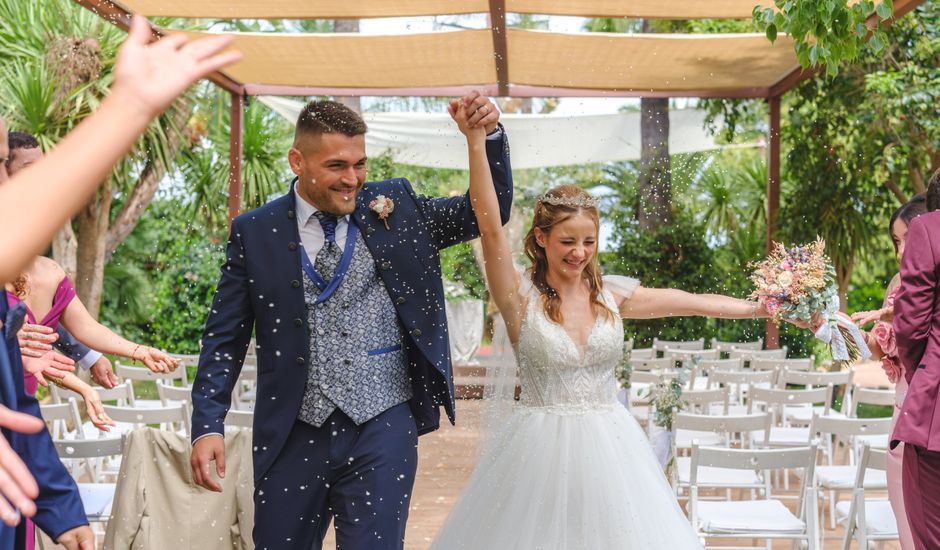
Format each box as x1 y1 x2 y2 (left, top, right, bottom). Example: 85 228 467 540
101 202 224 353
440 243 487 302
753 0 896 76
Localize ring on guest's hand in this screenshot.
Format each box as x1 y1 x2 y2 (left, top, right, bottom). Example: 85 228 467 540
481 106 488 114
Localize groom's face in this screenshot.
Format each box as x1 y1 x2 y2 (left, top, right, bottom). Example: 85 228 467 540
289 132 367 216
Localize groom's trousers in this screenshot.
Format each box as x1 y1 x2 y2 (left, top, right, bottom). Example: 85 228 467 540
253 402 418 550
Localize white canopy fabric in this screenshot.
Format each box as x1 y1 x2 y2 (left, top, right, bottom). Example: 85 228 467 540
260 96 733 170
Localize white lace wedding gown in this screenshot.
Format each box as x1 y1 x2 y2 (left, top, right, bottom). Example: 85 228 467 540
430 283 703 549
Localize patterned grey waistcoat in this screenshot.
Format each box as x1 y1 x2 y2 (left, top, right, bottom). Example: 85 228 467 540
297 230 413 427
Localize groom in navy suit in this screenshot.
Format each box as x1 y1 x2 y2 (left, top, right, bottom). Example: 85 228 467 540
191 93 512 549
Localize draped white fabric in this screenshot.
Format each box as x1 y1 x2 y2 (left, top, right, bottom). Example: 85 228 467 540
444 299 484 365
260 96 742 170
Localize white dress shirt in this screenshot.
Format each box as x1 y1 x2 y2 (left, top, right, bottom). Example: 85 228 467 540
294 186 351 257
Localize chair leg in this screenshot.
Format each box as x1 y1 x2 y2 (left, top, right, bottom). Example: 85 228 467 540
829 488 837 529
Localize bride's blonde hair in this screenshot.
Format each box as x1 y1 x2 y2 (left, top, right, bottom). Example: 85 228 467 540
523 185 614 325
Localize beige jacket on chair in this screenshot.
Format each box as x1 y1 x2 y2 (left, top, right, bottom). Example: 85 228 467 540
104 427 254 549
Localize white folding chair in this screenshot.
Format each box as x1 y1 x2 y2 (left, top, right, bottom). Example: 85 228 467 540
748 386 833 448
809 414 892 531
53 435 125 540
102 403 192 437
673 388 733 451
751 356 813 374
680 387 730 416
39 398 83 440
156 381 193 406
710 338 764 354
850 387 895 416
779 368 854 425
665 348 720 365
728 347 788 362
653 337 705 353
115 361 189 409
707 368 777 415
689 443 819 550
232 366 258 411
169 353 201 369
630 357 675 372
837 443 899 550
225 409 254 430
629 347 654 360
672 412 772 502
51 381 136 407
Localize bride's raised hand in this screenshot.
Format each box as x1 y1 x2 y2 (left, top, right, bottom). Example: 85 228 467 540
448 99 485 140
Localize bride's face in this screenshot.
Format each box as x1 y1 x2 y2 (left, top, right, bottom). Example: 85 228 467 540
536 213 598 279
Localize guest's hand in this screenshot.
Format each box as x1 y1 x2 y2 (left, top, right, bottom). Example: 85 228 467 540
0 406 41 525
81 389 115 432
451 91 499 134
191 435 226 492
135 346 180 374
21 350 75 387
111 15 242 119
90 355 119 389
57 524 95 550
851 306 893 327
16 324 58 359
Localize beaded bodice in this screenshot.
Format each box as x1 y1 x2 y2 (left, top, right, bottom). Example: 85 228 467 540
514 288 623 414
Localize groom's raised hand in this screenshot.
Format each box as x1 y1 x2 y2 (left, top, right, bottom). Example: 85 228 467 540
448 91 499 135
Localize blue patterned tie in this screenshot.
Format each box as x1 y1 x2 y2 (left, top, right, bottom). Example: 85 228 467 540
314 212 342 281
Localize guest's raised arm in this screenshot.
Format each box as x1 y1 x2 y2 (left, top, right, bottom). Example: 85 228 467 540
0 16 240 283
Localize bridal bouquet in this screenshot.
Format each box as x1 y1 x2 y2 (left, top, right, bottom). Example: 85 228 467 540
749 238 870 366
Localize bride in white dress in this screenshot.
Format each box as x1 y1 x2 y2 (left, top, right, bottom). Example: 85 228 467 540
431 102 780 549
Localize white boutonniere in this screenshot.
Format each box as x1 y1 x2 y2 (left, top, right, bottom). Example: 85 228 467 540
369 194 395 230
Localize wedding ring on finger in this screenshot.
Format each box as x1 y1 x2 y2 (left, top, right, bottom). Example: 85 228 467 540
481 106 489 114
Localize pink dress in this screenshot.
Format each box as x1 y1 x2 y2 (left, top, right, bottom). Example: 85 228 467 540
6 276 76 550
872 287 914 549
5 276 77 396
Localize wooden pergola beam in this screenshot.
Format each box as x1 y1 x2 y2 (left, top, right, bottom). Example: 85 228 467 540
765 95 782 349
488 0 509 97
73 0 245 95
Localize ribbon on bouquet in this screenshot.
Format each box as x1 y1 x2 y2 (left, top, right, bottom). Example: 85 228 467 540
813 296 871 362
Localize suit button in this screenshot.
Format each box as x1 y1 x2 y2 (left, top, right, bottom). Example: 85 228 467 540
296 357 305 365
411 329 422 338
291 280 301 288
341 331 349 337
381 261 392 270
343 358 352 365
288 242 297 251
287 210 296 220
366 226 375 235
293 318 303 327
396 297 406 305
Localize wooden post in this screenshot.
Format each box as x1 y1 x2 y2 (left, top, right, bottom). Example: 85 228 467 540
228 91 244 226
766 95 781 349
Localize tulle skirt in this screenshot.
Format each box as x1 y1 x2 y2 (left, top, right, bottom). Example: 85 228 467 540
429 404 703 549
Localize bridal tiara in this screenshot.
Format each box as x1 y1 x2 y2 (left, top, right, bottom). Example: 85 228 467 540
537 193 598 209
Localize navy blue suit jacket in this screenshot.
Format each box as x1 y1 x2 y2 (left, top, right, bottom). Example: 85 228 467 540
192 131 513 481
0 299 86 545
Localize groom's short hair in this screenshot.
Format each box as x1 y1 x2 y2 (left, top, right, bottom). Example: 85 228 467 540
294 101 367 151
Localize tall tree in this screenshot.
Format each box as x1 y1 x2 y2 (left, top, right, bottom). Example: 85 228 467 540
0 0 194 317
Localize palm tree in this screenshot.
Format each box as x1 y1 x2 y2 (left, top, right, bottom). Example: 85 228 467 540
0 0 198 317
180 93 294 237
